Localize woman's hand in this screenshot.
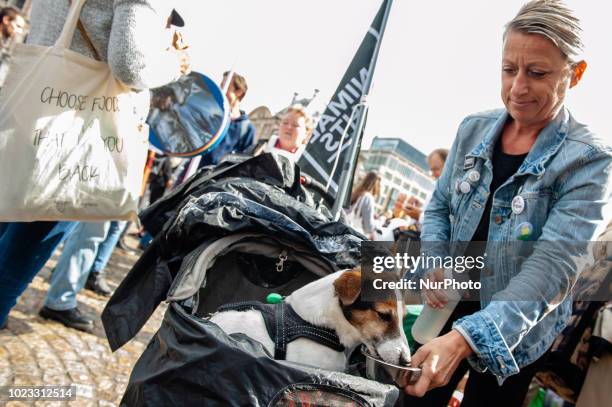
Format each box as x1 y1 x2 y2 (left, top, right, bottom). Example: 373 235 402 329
404 203 422 221
404 330 473 397
404 196 422 220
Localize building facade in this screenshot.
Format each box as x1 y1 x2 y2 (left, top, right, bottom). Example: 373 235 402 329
248 106 279 144
361 137 434 214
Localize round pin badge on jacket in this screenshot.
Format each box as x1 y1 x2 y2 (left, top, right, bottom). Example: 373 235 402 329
460 181 471 194
511 195 525 215
515 222 533 241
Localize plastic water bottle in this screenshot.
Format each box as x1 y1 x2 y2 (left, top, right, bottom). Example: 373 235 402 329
411 268 462 345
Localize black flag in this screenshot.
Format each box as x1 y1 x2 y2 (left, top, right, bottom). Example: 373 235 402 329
298 0 392 202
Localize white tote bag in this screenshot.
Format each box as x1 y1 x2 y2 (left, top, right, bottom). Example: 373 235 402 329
0 0 150 221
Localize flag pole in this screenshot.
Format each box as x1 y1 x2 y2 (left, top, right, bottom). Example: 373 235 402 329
331 0 393 220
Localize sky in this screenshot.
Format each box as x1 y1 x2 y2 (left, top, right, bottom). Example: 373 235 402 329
179 0 611 156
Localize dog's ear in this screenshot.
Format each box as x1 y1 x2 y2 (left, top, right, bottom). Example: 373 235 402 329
334 269 361 306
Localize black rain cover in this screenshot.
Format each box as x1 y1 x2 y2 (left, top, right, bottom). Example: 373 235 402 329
102 153 398 406
102 154 363 350
141 152 346 237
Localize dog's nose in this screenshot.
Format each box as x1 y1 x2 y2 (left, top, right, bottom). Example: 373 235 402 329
399 349 411 366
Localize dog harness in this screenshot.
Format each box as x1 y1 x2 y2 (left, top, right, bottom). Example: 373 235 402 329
216 301 345 359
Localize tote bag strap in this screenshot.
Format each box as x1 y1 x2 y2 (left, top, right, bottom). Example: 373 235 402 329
76 20 101 61
60 0 101 61
55 0 88 50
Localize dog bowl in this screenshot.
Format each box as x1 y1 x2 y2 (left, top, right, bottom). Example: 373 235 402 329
361 346 422 387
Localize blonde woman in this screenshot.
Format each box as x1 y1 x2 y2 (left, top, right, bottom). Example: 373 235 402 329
404 0 611 403
258 104 313 161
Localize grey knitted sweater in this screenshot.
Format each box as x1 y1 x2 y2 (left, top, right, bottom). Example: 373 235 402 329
27 0 181 90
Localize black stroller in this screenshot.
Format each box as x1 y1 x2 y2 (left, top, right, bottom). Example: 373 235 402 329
102 153 400 406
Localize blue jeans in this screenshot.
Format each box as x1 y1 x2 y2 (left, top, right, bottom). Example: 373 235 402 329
44 222 109 311
91 221 127 275
0 221 77 326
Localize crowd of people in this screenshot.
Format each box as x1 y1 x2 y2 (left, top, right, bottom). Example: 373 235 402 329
347 148 449 243
0 1 319 334
0 1 610 406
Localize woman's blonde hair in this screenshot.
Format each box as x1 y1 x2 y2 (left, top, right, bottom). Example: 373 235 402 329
284 104 314 136
504 0 583 62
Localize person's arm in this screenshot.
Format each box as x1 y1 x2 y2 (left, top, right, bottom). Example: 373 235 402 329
453 148 612 380
360 194 375 236
406 143 612 397
408 119 466 281
109 0 182 90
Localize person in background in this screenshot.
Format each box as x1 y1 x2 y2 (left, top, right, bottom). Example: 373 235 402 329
0 6 25 46
147 154 175 204
403 196 423 222
407 148 449 228
347 172 381 240
137 154 177 249
40 221 111 332
198 71 256 167
0 1 187 332
83 220 128 296
427 148 449 180
254 104 313 162
0 6 25 88
374 193 419 241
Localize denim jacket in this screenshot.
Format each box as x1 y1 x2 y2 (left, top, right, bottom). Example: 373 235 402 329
418 107 612 382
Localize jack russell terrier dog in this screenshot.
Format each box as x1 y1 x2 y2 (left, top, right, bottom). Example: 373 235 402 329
209 268 411 372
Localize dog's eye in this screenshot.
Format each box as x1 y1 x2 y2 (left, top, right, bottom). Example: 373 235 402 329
376 311 392 322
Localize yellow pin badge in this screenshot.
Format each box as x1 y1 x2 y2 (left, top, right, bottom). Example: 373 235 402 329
516 222 533 241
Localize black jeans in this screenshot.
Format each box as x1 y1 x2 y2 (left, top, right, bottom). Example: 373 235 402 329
400 302 547 407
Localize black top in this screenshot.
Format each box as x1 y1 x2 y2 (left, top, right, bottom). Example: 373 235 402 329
471 141 527 242
463 141 527 292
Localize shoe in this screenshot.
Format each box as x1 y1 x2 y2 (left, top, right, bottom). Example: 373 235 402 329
39 306 94 333
116 239 130 251
116 240 136 255
85 273 112 297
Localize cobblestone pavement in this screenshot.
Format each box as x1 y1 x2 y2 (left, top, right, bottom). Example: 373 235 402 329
0 237 166 406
